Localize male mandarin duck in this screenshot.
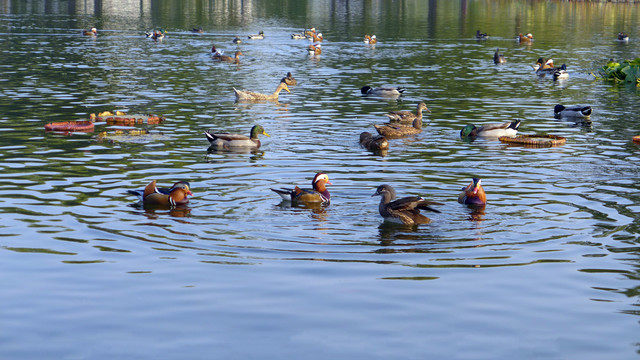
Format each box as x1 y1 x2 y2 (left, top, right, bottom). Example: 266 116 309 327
146 28 167 40
233 82 290 102
494 48 506 64
374 117 423 138
359 131 389 152
534 57 554 71
476 30 488 40
554 105 592 118
364 34 377 44
360 85 405 97
517 33 533 43
305 28 317 37
128 180 192 206
617 32 629 42
281 72 297 86
460 120 521 138
82 27 97 36
271 173 332 205
309 32 323 42
385 102 430 123
308 44 321 55
215 50 243 64
204 125 269 150
458 178 486 206
372 184 442 226
191 27 204 33
248 31 264 39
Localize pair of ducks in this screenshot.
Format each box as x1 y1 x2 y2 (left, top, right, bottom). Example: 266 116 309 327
373 178 486 225
145 28 167 40
533 58 569 80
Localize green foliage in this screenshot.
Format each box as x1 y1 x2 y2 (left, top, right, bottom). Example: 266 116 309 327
597 58 640 85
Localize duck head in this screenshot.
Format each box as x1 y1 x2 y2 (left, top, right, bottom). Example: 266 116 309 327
312 172 332 188
249 125 270 139
460 124 477 138
372 184 396 201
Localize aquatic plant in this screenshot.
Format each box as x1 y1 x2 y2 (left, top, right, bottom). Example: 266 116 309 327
597 58 640 85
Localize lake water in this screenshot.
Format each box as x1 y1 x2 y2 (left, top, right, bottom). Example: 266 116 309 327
1 0 640 358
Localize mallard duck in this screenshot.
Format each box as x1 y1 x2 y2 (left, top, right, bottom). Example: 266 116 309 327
215 50 243 64
82 27 97 36
364 35 377 44
232 36 242 44
360 85 405 97
271 172 331 205
233 82 290 102
493 48 506 64
360 132 389 152
517 33 533 43
372 184 441 225
385 102 430 123
374 118 423 138
308 44 321 55
460 120 521 138
248 31 264 39
458 178 486 206
204 125 270 150
617 32 629 42
281 72 297 86
476 30 488 40
554 105 592 118
191 27 204 33
552 64 569 81
128 180 192 206
291 31 307 40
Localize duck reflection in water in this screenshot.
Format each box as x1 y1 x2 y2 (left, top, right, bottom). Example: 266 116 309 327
129 202 192 219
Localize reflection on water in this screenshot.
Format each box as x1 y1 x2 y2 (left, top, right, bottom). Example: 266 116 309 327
1 0 640 359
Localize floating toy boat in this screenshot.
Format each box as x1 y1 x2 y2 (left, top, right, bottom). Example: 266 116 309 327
44 121 95 132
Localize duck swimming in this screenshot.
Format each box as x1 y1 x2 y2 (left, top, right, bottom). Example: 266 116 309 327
359 132 389 152
281 72 297 86
374 118 423 138
233 82 290 102
494 48 506 64
82 27 97 36
458 178 486 206
554 105 592 118
372 184 442 226
215 50 243 64
460 120 521 138
361 86 405 97
128 180 192 207
364 34 377 44
271 173 332 205
385 102 429 123
476 30 488 40
204 125 270 150
248 31 264 40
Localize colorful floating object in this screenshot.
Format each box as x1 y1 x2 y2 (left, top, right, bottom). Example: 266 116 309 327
499 134 566 147
90 112 164 126
44 121 95 132
632 135 640 144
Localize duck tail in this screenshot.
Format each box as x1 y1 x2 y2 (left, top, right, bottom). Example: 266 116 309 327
204 130 218 143
582 106 593 116
271 188 293 201
510 120 521 130
397 87 406 94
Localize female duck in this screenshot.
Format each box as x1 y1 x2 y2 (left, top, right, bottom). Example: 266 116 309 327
460 120 521 138
372 184 441 225
271 173 332 205
494 48 506 64
359 132 389 152
204 125 270 150
554 105 592 118
385 102 429 123
458 178 486 206
215 50 243 64
476 30 488 40
361 85 405 97
233 82 290 102
128 180 192 206
374 118 423 138
281 72 297 86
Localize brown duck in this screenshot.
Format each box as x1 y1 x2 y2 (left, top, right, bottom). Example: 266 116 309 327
386 102 430 123
216 50 243 64
128 180 192 206
281 72 297 86
372 184 441 225
373 117 423 138
359 132 389 152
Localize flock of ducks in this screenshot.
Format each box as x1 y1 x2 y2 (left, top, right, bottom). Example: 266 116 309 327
77 25 608 225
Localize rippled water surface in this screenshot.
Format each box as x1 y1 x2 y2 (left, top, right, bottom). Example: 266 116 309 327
1 0 640 358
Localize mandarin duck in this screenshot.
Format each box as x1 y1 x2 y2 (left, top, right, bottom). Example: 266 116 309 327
281 72 297 86
191 27 204 33
305 28 317 37
309 32 323 42
476 30 488 40
204 125 269 150
460 120 521 138
146 28 167 40
215 50 243 64
233 82 290 102
82 27 97 36
374 118 423 138
271 173 332 205
617 32 629 42
554 105 592 118
494 48 506 64
361 85 405 97
211 45 223 58
128 180 192 206
458 178 486 206
308 44 321 55
385 102 430 123
372 184 442 225
248 31 264 39
517 33 533 43
364 34 377 44
359 131 389 152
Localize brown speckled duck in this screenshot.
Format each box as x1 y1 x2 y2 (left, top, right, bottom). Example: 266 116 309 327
204 125 269 150
372 184 441 225
233 82 290 102
128 180 192 206
281 72 297 86
386 102 430 123
216 50 243 64
271 173 332 205
374 117 423 138
359 132 389 152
